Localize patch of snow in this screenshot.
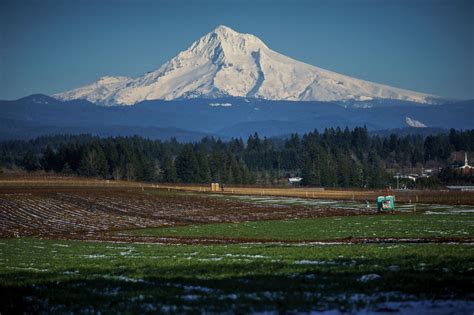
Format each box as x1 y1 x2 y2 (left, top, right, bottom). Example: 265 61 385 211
6 266 49 272
406 116 427 128
197 258 223 262
182 285 215 293
182 294 200 301
209 102 232 107
351 103 373 109
63 270 80 275
82 254 106 259
358 273 381 282
224 253 268 259
103 275 146 283
32 97 49 104
374 300 474 315
294 260 335 265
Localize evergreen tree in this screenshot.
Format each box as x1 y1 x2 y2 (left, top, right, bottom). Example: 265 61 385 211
41 145 58 172
22 151 40 172
1 127 471 188
197 150 211 183
175 144 200 182
161 151 177 182
78 144 109 178
61 162 74 175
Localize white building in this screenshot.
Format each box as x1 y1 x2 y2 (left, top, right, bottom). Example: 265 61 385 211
288 177 303 184
458 153 472 171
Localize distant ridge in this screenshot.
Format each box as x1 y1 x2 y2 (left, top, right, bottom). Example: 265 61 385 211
1 94 472 140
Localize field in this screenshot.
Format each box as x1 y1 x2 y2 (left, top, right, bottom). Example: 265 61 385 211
2 239 473 314
123 212 473 241
1 175 473 205
0 176 473 313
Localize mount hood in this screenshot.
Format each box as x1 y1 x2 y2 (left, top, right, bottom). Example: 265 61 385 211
54 25 438 106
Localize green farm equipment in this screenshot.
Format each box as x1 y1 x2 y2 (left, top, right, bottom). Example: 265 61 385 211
377 195 395 212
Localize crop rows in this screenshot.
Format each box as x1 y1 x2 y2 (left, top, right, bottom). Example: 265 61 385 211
0 187 370 240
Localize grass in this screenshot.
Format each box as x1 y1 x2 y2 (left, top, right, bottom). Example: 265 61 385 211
1 184 473 313
205 192 474 215
1 238 473 313
122 212 474 240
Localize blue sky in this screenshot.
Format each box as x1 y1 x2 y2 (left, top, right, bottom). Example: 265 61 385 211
0 0 472 100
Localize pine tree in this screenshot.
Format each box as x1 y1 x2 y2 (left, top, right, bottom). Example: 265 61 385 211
197 150 211 183
61 162 74 175
161 151 177 182
78 144 109 178
22 151 39 172
175 144 200 183
41 145 57 172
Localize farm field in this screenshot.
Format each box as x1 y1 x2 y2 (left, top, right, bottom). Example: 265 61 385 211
0 177 473 313
1 175 474 205
123 212 474 241
1 239 473 314
0 186 370 240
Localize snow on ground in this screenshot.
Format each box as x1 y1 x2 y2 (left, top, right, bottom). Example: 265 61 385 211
294 260 337 265
210 194 474 214
358 274 381 282
209 102 232 107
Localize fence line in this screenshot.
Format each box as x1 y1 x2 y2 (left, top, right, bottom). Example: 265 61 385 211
0 178 472 204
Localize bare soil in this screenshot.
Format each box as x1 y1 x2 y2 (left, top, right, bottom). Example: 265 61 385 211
1 177 472 244
0 186 372 240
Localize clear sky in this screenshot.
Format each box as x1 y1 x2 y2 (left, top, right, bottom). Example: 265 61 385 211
0 0 472 100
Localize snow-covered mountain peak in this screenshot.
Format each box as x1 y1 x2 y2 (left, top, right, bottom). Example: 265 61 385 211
210 25 268 49
183 25 268 62
54 25 440 105
213 24 235 33
96 76 131 85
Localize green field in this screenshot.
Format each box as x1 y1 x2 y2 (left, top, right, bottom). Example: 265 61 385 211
123 212 474 240
1 238 473 313
1 188 474 313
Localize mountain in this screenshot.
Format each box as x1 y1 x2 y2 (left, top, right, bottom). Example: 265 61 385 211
1 94 472 140
54 25 440 106
0 95 211 141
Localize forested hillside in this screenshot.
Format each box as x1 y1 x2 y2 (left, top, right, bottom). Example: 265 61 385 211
1 127 472 187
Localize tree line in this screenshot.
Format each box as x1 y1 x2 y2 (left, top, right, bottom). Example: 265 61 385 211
0 127 472 187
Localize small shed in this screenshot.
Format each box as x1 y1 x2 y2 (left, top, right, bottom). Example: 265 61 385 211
210 182 220 192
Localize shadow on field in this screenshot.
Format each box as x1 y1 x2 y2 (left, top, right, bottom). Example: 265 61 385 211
1 257 472 314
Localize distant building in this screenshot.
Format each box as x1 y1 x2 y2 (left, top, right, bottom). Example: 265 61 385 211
288 177 302 184
458 153 473 173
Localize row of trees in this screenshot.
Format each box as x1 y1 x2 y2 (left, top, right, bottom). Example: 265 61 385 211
15 137 255 184
1 127 472 187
